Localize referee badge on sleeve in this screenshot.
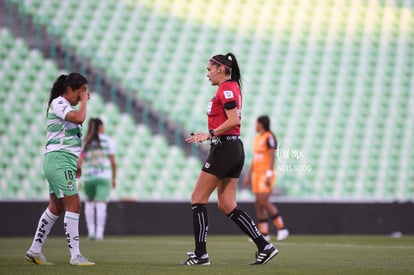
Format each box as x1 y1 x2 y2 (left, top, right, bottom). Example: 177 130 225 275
223 90 234 99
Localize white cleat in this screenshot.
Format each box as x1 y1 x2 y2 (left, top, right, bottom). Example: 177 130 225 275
276 229 289 241
70 254 95 266
25 250 54 265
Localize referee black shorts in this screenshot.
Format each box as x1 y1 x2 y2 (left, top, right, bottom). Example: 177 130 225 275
201 137 245 179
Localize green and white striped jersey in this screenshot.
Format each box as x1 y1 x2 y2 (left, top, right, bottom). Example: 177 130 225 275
81 134 115 180
44 96 83 157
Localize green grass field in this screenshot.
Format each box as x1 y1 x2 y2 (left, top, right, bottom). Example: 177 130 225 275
1 235 413 275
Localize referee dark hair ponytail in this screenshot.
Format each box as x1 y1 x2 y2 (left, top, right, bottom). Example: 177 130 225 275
257 115 271 131
210 52 242 88
84 118 103 151
46 72 88 115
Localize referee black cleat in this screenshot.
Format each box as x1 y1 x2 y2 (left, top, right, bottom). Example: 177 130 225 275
250 244 279 265
180 252 211 265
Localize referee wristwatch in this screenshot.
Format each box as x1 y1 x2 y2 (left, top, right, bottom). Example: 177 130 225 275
209 129 215 138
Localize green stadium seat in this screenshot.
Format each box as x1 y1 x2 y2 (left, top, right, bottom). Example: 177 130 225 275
4 0 414 200
0 28 202 200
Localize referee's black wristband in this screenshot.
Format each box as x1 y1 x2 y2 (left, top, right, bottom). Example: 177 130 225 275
209 129 215 137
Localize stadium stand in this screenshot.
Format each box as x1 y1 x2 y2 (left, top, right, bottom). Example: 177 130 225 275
2 0 414 200
0 27 202 200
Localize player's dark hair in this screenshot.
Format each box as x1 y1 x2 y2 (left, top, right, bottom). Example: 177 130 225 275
210 52 242 88
257 115 271 131
47 72 88 115
83 118 103 151
258 115 278 149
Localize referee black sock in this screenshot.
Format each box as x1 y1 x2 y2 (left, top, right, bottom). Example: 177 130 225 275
228 207 268 251
192 204 209 257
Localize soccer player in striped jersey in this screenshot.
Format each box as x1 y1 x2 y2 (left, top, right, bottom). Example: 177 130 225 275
25 73 95 266
243 115 289 241
78 118 116 241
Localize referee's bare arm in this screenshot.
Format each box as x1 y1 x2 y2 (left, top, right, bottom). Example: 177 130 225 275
210 107 239 136
185 107 240 144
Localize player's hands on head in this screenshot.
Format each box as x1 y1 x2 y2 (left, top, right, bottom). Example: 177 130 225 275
185 132 211 144
80 90 90 101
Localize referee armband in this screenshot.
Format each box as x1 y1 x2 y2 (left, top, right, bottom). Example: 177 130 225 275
223 101 237 110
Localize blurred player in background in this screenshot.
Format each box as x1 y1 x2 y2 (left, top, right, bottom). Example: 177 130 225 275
78 118 116 241
243 115 289 241
25 73 95 266
183 53 278 265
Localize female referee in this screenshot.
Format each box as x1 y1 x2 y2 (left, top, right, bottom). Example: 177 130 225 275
78 118 116 241
243 115 289 241
182 53 278 265
25 73 95 266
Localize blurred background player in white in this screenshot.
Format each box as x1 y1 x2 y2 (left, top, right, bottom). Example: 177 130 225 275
243 115 289 241
78 118 116 241
25 73 95 266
